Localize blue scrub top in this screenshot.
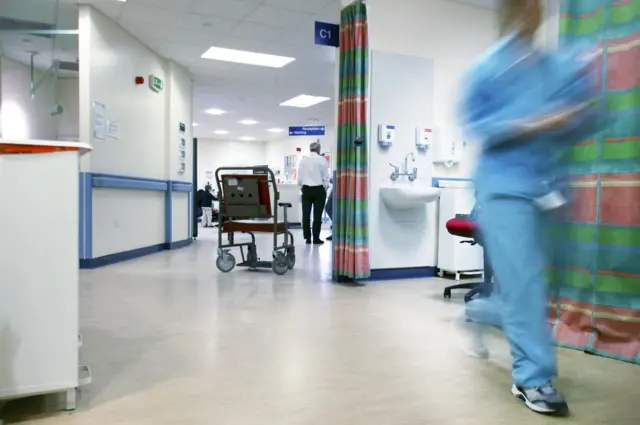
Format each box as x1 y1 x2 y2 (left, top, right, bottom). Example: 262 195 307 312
461 33 598 200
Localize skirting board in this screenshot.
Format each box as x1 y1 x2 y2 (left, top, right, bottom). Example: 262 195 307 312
80 239 193 269
366 267 437 282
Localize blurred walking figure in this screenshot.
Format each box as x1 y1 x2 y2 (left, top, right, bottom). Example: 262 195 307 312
459 0 597 416
297 142 331 244
325 180 334 241
201 184 216 228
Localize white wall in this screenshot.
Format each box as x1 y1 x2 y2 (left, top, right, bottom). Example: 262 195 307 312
367 0 498 179
369 51 438 270
363 0 498 271
0 57 58 140
57 78 80 141
197 139 267 188
80 6 168 179
79 6 193 256
265 130 336 177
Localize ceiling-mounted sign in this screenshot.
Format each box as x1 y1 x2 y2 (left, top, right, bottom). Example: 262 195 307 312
149 75 164 92
289 126 326 136
315 22 340 47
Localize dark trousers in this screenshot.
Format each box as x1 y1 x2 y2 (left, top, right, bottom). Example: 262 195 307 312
325 191 333 221
301 185 326 241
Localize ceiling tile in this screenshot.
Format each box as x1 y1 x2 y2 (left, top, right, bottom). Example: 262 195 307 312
127 0 197 12
168 29 223 48
263 0 333 14
189 0 261 20
119 4 179 28
178 13 236 36
243 5 312 30
155 42 205 65
94 3 126 21
228 22 287 45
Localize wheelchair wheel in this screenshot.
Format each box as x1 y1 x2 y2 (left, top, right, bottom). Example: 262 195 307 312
286 249 296 270
272 252 289 275
216 252 236 273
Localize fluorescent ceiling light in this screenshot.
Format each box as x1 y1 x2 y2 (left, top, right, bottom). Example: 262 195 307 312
239 136 256 141
205 108 226 115
267 128 284 133
214 130 229 135
239 119 258 125
201 47 295 68
193 122 199 127
280 95 331 108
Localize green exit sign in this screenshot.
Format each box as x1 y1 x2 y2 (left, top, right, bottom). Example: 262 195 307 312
149 75 164 92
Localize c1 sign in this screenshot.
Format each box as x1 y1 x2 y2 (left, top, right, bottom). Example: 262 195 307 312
315 21 339 48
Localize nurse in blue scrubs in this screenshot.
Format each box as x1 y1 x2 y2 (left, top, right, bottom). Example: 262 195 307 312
459 0 597 416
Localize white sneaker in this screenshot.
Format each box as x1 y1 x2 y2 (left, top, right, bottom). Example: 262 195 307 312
455 309 489 359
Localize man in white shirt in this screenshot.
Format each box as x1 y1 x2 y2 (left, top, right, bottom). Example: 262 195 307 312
297 141 330 244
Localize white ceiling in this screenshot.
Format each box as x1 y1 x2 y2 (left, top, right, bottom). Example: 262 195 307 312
94 0 341 142
0 0 497 142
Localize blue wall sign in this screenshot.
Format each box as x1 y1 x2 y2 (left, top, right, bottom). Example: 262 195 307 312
315 22 340 47
289 126 326 136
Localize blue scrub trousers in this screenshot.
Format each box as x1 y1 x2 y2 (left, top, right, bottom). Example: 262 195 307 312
466 195 557 388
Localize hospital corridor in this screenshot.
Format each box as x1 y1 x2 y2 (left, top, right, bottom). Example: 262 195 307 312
1 0 639 423
2 230 639 425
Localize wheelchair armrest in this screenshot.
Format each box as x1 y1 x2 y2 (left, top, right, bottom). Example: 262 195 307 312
278 202 293 208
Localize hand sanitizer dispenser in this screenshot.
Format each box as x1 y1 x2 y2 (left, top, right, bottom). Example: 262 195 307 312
378 124 395 148
416 127 433 152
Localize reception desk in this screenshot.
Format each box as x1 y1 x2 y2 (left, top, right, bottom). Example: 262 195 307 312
277 183 302 225
0 139 91 409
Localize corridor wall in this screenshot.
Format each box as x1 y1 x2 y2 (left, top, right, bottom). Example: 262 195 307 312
78 6 193 265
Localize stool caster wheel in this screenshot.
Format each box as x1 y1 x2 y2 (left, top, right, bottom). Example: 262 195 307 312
443 288 452 299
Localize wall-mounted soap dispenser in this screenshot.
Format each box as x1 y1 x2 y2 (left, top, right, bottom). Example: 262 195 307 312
416 126 433 152
378 124 395 148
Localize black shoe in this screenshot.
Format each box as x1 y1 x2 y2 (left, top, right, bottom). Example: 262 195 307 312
305 239 311 244
313 239 324 245
326 235 333 241
512 384 569 416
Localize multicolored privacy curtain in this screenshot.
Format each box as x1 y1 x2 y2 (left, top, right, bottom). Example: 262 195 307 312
333 0 370 280
549 0 639 363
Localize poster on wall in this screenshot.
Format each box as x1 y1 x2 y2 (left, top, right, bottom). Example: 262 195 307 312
178 122 186 176
92 102 107 141
107 119 120 139
205 169 214 184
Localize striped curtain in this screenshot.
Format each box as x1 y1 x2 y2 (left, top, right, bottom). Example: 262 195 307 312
333 0 370 280
549 0 639 363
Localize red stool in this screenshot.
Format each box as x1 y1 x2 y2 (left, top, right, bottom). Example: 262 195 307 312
443 218 492 302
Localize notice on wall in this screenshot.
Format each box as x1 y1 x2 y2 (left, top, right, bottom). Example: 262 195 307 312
92 102 107 141
177 122 186 176
108 119 120 139
205 169 214 183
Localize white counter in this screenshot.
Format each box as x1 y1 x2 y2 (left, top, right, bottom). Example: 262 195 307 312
0 139 91 409
277 183 302 224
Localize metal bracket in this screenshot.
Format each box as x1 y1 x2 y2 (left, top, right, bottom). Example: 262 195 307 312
29 52 60 99
0 29 79 35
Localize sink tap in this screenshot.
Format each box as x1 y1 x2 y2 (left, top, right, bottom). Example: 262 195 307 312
404 152 415 174
404 153 418 181
389 163 400 181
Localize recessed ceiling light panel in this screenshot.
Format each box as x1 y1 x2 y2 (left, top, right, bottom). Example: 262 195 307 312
214 130 229 135
280 95 331 108
201 47 295 68
239 136 256 141
239 119 258 125
205 108 226 115
267 128 284 133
